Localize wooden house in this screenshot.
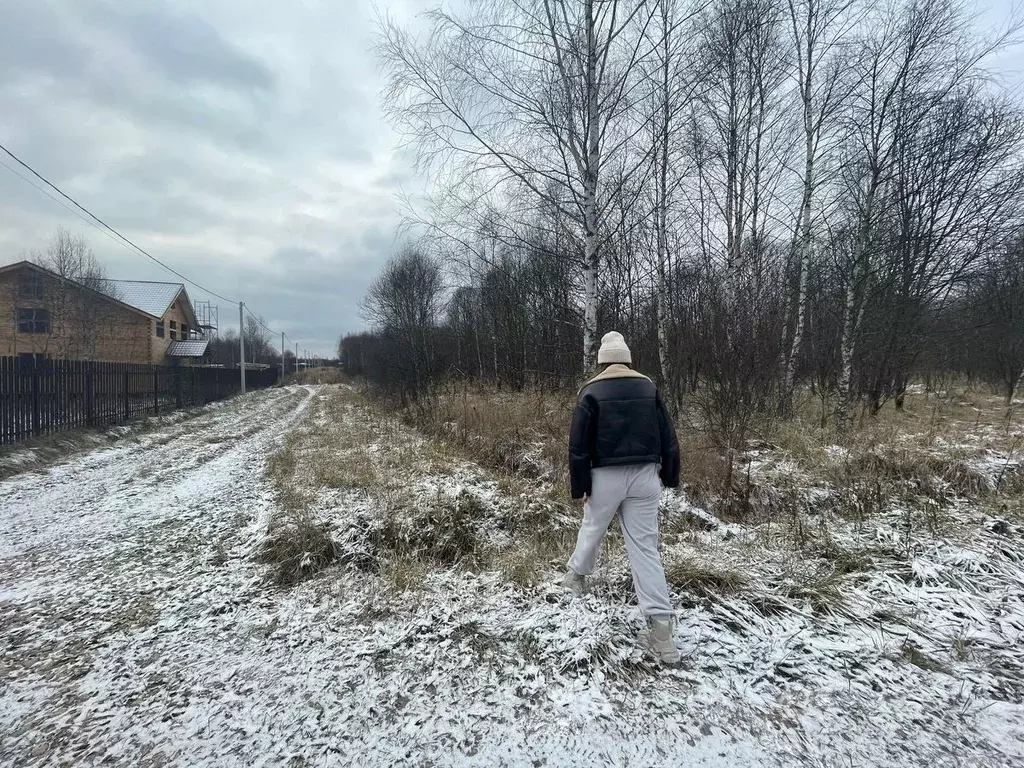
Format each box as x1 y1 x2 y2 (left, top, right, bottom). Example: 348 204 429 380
0 260 209 366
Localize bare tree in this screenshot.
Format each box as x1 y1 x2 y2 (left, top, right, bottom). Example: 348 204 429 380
379 0 658 369
363 246 446 402
31 229 118 361
834 0 1019 428
342 0 1024 455
779 0 856 415
858 90 1024 412
640 0 705 394
694 0 791 287
244 314 274 365
968 234 1024 404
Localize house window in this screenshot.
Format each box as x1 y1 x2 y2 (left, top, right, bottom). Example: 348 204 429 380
182 323 189 339
156 321 165 338
170 320 177 341
19 273 44 300
17 308 51 334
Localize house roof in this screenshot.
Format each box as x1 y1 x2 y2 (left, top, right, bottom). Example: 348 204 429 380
166 340 209 357
2 260 201 328
0 261 156 321
99 280 188 320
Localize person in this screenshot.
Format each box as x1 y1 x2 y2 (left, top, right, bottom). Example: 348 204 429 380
563 331 682 664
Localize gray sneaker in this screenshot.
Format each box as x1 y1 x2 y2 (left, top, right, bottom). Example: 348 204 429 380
561 570 586 596
648 617 681 664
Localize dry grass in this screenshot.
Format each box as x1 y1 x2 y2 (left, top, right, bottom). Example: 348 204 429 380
410 383 1022 508
406 387 573 492
375 489 486 567
260 413 342 585
264 379 1023 620
383 553 431 594
256 510 337 586
288 367 345 385
901 639 951 674
775 566 846 615
260 387 508 586
497 535 566 589
663 557 748 596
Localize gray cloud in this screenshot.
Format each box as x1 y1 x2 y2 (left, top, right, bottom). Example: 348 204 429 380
86 1 275 91
0 0 420 354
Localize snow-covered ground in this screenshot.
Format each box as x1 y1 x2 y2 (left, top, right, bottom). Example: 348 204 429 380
1 385 1022 767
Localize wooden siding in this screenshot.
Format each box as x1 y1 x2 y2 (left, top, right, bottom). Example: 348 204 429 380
150 293 197 364
0 266 151 364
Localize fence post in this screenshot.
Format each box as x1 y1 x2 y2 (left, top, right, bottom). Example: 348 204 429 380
153 367 159 414
124 367 130 421
86 363 94 427
31 362 40 437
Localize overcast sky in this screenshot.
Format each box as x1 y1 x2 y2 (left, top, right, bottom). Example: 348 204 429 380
0 0 440 356
0 1 1020 356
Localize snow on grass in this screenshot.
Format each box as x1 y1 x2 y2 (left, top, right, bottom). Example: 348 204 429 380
2 384 1023 767
254 387 1024 766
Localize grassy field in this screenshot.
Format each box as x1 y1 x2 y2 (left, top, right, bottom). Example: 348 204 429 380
251 381 1024 764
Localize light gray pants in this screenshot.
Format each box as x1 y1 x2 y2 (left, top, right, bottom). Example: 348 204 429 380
568 463 674 618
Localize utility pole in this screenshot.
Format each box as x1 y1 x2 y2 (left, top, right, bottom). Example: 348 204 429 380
239 301 246 395
281 332 285 380
295 342 299 372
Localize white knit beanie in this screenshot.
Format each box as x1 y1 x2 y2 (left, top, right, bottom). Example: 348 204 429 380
597 331 632 365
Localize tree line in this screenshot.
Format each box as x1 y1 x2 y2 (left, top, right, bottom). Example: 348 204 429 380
342 0 1024 450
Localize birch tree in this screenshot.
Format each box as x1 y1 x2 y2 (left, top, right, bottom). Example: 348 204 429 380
779 0 855 415
637 0 705 394
378 0 657 370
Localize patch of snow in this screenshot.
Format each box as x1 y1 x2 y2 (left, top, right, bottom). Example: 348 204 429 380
2 385 1023 767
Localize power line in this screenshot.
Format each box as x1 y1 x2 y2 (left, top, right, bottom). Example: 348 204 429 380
244 304 282 338
0 141 237 306
0 157 152 265
0 142 309 352
0 157 103 233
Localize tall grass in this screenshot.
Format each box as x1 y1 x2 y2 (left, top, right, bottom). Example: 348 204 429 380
389 382 1023 524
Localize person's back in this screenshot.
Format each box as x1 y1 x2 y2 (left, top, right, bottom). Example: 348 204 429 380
564 331 681 664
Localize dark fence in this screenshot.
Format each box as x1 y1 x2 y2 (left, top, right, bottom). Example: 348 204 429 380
0 358 280 445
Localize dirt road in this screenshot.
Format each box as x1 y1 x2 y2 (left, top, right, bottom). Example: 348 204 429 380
0 387 314 766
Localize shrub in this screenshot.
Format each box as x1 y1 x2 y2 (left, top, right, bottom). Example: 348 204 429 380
256 511 337 586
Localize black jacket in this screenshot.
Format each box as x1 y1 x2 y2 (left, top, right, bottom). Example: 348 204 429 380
568 367 681 499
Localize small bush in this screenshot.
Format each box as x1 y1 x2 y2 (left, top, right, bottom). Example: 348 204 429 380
375 490 483 566
257 511 337 586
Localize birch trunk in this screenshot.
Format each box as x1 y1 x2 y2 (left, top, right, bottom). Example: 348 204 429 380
655 0 672 389
781 62 815 415
581 0 602 372
836 204 873 430
835 271 858 430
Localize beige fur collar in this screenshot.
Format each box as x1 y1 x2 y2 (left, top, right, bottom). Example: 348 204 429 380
579 364 651 393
